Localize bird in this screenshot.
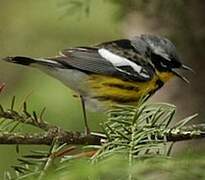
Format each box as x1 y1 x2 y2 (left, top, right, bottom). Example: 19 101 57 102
2 34 193 134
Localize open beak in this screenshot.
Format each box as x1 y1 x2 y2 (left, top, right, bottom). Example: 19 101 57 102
181 64 194 73
171 64 193 84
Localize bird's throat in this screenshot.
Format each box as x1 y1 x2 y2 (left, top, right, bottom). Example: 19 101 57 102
157 71 174 83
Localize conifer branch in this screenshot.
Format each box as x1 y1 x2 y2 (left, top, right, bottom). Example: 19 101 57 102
0 131 101 145
0 125 204 145
0 94 205 146
0 101 57 131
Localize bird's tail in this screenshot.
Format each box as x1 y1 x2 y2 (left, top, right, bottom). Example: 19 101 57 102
2 56 64 69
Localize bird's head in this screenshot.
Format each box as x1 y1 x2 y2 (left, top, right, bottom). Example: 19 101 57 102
141 34 193 83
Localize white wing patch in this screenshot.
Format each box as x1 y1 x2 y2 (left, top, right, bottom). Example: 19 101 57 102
98 48 150 78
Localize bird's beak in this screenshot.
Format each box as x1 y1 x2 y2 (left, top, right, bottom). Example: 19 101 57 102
171 64 193 84
181 64 194 73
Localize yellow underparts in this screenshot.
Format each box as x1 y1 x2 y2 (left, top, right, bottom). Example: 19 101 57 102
157 71 174 83
87 71 174 106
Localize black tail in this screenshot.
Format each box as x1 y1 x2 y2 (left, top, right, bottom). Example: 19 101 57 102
2 56 64 68
3 56 38 66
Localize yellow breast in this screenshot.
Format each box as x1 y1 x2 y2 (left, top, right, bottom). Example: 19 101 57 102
87 71 174 107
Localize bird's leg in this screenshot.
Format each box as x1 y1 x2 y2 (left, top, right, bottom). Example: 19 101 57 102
80 95 90 135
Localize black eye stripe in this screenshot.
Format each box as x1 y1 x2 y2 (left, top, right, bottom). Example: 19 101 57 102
160 61 168 68
151 52 180 71
153 50 181 68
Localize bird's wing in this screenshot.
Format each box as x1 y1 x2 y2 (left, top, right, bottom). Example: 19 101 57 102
57 39 155 82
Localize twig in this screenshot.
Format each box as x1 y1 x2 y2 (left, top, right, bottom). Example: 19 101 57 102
165 124 205 141
0 124 204 145
0 100 205 146
0 131 101 145
0 104 58 131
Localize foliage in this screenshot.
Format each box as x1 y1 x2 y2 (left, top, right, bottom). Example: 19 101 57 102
60 0 186 19
18 154 205 180
59 0 92 18
94 102 176 161
1 96 203 180
60 0 196 47
6 153 205 180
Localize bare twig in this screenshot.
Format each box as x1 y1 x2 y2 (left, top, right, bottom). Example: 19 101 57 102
165 124 205 141
0 131 101 145
0 124 204 145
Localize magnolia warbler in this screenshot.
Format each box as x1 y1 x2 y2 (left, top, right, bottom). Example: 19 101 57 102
2 34 192 134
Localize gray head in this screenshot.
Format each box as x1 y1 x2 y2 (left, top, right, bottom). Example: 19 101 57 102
140 34 193 82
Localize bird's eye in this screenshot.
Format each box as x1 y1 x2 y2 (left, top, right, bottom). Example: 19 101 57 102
160 61 168 68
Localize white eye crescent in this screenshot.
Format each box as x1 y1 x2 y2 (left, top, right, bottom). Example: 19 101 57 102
160 61 168 68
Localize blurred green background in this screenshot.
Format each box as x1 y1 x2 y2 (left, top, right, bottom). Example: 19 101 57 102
0 0 205 178
0 0 121 177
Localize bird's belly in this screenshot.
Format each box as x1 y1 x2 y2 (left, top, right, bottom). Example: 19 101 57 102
86 74 162 109
43 68 90 95
41 68 169 112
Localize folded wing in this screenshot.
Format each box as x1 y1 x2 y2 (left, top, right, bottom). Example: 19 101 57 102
56 39 155 82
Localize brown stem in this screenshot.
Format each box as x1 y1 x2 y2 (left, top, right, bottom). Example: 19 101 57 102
0 131 101 145
165 124 205 141
1 103 205 146
0 124 204 145
0 107 58 131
